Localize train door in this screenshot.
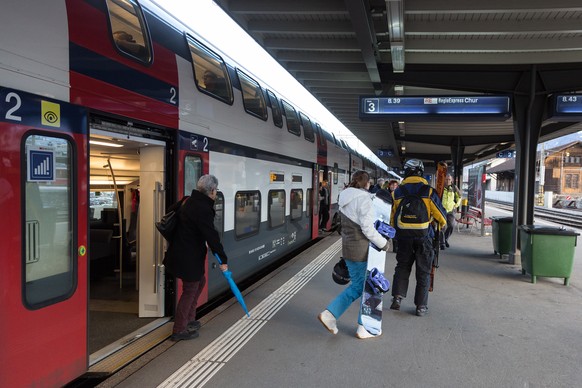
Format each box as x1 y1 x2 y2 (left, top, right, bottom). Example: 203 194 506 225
0 88 89 387
317 166 331 230
140 144 166 317
312 165 321 236
326 169 333 230
88 119 171 359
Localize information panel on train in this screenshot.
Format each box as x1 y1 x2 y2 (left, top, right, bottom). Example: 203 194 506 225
551 94 582 120
359 95 511 121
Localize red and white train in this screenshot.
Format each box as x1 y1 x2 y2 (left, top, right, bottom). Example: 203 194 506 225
0 0 385 386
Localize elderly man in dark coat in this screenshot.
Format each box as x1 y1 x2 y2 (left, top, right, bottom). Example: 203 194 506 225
163 174 228 341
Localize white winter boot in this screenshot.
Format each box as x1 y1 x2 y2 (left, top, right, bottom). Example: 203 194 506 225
318 310 338 334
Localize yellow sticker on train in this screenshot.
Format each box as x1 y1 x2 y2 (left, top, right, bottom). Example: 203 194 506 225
41 100 61 127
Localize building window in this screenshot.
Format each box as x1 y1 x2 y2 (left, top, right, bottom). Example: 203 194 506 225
188 35 233 103
23 134 75 309
235 191 260 238
268 190 286 228
107 0 151 63
565 173 579 189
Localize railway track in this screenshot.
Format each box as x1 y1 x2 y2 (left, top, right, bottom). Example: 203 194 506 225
487 200 582 229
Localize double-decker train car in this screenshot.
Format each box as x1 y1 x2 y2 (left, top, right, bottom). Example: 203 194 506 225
0 1 385 386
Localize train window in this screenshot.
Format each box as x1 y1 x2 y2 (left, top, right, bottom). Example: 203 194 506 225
315 123 325 147
268 190 286 228
306 189 312 218
237 69 268 121
89 191 118 221
299 113 315 143
23 134 75 309
267 90 283 128
281 100 301 137
184 155 202 195
290 189 303 220
320 126 334 143
332 133 340 147
235 191 261 239
214 192 225 238
106 0 152 63
188 36 233 104
333 163 339 185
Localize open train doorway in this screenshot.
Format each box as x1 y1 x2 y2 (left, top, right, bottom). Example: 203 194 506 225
88 118 171 362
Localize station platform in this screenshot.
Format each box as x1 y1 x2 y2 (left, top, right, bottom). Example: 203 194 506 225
101 206 582 388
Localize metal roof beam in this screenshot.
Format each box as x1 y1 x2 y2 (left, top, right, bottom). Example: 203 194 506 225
247 20 354 34
406 37 582 52
400 134 515 146
263 37 360 51
293 71 371 81
406 19 582 36
226 0 348 15
284 62 368 72
276 51 365 63
344 0 382 89
404 0 582 14
304 80 373 88
308 87 373 94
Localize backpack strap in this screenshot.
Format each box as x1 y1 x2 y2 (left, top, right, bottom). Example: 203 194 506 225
399 184 429 198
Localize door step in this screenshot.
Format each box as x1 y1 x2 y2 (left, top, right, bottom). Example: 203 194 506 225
87 319 172 376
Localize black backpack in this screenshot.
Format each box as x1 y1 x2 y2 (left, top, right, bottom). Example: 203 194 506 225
155 196 189 241
394 185 430 238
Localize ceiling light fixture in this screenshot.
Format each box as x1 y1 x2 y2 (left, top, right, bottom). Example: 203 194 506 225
90 139 124 148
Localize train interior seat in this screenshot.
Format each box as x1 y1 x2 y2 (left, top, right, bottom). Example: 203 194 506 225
89 208 134 278
89 228 113 279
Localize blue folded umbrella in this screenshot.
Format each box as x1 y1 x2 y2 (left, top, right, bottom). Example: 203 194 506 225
214 253 250 317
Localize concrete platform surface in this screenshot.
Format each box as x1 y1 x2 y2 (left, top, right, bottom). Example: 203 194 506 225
102 205 582 388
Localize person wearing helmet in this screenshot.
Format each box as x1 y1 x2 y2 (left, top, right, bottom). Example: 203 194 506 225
389 159 446 317
318 170 390 338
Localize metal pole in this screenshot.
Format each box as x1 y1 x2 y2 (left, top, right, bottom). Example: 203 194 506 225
106 158 123 288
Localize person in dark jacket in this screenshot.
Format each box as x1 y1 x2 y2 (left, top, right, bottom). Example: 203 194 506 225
163 174 228 341
389 159 446 317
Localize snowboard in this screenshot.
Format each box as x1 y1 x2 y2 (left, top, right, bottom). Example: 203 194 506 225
359 196 393 336
430 161 448 292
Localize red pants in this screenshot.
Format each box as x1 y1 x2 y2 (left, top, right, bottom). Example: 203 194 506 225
173 275 206 333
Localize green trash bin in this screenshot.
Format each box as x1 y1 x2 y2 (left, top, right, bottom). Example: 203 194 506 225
519 225 579 286
491 216 513 256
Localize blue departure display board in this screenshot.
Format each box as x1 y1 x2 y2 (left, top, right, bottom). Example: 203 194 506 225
360 95 511 121
552 95 582 120
555 95 582 112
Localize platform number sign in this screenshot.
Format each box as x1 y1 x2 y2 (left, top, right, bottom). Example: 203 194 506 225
28 148 55 182
364 98 379 113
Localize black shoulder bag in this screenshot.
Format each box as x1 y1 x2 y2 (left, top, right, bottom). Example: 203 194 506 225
155 196 189 241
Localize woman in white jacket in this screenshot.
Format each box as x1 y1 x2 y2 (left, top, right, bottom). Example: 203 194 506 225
318 170 390 338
